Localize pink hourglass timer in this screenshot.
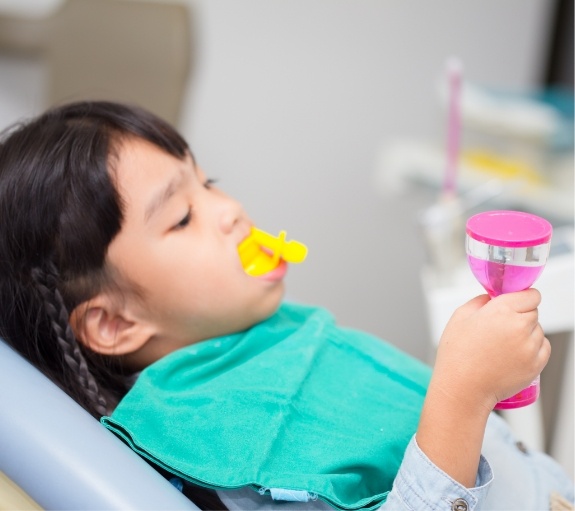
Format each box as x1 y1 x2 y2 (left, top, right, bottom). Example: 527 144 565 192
466 210 552 409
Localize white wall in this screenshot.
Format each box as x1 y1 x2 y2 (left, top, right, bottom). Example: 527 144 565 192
0 0 555 360
179 0 553 359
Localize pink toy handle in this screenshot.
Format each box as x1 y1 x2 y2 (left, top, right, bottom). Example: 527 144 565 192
443 59 462 197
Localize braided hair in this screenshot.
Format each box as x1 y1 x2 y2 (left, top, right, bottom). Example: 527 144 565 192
0 101 231 510
0 101 188 418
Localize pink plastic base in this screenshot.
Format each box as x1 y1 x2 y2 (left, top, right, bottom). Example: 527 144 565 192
467 256 544 297
494 379 540 410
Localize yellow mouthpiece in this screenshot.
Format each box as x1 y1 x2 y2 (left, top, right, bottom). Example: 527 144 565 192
238 227 308 276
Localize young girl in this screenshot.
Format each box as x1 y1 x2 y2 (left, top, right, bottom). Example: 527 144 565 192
0 101 572 511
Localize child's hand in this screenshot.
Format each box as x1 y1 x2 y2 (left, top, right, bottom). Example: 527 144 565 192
416 289 549 487
433 288 550 412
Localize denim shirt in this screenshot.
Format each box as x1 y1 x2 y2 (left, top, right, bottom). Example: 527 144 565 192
380 436 492 510
217 413 574 511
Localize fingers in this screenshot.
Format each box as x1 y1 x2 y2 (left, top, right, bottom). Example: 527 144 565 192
517 322 551 380
532 325 551 370
468 293 491 307
540 335 552 368
458 288 541 320
497 288 542 313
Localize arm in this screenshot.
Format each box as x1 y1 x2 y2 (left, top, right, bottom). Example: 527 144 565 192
380 289 550 510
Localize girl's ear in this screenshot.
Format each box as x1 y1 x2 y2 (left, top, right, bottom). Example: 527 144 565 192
70 294 155 356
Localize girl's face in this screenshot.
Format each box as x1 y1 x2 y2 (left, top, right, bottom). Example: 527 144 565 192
106 137 285 363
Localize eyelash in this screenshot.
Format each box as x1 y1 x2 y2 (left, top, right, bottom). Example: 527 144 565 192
174 178 218 229
175 208 192 229
204 178 217 189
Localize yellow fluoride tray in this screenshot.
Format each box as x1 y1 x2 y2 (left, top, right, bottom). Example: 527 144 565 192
238 228 308 276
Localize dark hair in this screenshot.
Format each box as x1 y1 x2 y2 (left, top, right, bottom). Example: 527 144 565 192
0 101 189 417
0 101 228 511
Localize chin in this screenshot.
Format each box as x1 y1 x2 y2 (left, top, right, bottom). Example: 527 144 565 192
250 286 285 327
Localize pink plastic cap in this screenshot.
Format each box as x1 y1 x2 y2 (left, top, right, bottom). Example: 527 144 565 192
466 210 553 248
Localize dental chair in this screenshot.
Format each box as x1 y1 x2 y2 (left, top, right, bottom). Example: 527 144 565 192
0 338 198 510
0 0 191 127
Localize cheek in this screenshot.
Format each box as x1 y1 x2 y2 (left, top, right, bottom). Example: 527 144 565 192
118 238 247 310
164 250 239 296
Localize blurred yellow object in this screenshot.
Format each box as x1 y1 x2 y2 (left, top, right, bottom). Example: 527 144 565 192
238 227 308 276
463 150 546 186
0 471 43 510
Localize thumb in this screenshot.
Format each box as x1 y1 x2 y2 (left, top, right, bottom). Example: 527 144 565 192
451 294 491 321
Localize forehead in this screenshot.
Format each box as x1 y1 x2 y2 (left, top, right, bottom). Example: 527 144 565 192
112 137 193 210
114 136 190 179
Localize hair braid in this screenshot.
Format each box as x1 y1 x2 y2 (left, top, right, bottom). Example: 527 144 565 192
31 263 108 417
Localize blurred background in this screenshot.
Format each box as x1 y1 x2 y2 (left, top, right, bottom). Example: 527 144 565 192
1 0 573 476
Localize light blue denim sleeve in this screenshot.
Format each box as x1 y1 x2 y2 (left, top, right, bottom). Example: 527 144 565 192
380 435 493 511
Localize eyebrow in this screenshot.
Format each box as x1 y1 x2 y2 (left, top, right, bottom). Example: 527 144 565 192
144 170 185 223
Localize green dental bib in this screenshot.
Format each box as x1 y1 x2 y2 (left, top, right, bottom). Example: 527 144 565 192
102 303 431 510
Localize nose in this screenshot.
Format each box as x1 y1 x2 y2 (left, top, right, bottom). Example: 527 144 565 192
218 191 248 234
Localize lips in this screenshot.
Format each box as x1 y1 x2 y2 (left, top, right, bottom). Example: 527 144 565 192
256 259 288 281
238 242 287 281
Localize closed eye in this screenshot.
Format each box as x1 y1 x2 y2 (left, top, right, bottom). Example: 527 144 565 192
174 208 192 230
204 178 217 189
171 178 216 230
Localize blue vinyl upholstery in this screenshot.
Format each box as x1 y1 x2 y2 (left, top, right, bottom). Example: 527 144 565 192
0 338 198 510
